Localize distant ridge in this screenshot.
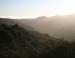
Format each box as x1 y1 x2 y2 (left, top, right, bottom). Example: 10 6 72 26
1 14 75 41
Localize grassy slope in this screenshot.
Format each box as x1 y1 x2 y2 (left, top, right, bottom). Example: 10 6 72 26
0 22 75 58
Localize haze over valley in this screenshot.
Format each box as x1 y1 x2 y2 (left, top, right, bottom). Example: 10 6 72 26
13 15 75 41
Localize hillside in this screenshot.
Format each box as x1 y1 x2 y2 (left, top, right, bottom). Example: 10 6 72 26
1 19 75 58
15 15 75 41
0 23 59 58
31 15 75 40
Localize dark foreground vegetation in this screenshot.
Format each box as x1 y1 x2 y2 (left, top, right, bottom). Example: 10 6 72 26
0 24 75 58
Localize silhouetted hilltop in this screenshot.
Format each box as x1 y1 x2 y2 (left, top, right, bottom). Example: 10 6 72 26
0 18 16 25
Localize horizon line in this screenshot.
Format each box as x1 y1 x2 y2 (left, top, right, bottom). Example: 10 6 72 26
0 14 75 19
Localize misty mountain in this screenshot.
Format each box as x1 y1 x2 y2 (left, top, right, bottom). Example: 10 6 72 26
32 15 75 41
16 15 75 41
1 20 75 58
32 15 75 40
1 15 75 40
0 21 63 58
1 18 75 58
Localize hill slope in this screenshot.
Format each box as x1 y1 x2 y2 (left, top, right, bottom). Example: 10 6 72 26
1 19 75 58
16 15 75 41
0 23 59 58
32 15 75 40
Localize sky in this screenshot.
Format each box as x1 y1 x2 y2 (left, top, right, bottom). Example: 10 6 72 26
0 0 75 18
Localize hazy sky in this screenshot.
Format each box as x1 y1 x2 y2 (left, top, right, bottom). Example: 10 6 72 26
0 0 75 18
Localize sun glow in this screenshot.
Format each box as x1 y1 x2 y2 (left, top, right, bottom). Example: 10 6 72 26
56 0 75 16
